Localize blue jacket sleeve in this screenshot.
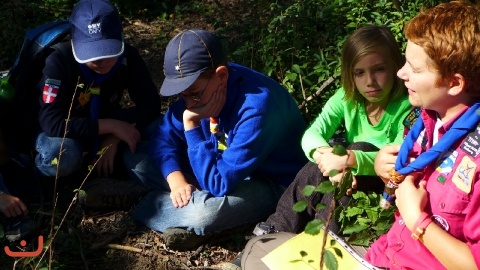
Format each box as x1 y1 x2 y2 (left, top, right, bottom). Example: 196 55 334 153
185 93 291 196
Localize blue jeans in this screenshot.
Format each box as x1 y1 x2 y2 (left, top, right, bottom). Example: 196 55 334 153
124 142 284 236
34 132 83 177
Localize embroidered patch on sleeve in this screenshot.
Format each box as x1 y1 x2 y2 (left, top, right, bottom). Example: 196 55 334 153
403 106 422 130
43 79 61 103
452 156 476 193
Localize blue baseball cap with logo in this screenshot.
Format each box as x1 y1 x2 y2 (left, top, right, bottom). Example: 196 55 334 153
160 29 226 96
70 0 124 63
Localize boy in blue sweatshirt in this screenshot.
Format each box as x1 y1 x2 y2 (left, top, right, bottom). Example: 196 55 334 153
125 29 308 250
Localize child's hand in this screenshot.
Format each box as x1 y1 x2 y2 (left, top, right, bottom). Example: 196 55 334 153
375 145 400 184
0 193 28 218
328 171 357 195
183 83 227 130
95 135 120 177
169 183 197 208
316 148 348 176
395 174 427 230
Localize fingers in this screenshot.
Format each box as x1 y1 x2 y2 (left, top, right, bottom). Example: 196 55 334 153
418 180 427 189
0 195 28 218
113 122 140 152
329 173 343 183
383 144 401 154
126 129 140 153
170 185 195 208
315 147 332 155
351 175 358 190
12 201 28 216
95 149 116 177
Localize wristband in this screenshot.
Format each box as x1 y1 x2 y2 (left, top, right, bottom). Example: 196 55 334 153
411 212 432 240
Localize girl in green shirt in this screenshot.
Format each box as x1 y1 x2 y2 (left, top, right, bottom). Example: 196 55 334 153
269 25 412 234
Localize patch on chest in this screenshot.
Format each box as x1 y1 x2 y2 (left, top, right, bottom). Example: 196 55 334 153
452 156 475 193
460 124 480 158
119 89 136 109
436 150 458 175
78 91 91 106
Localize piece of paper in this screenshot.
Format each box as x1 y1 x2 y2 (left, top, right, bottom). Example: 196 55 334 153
262 230 380 270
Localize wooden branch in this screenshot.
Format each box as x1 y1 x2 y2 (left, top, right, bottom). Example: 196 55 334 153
320 198 336 269
105 244 143 253
298 77 335 109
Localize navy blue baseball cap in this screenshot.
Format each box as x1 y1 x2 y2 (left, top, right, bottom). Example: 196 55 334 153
160 29 226 96
70 0 124 63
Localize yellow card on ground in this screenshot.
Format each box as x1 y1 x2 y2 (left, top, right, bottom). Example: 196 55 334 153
262 229 380 270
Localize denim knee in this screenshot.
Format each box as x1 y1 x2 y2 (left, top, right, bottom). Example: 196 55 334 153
35 133 83 177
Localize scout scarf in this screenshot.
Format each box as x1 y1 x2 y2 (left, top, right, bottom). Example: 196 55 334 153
395 102 480 174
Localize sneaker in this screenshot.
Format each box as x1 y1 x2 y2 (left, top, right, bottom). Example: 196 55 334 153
163 227 212 251
221 251 242 270
252 222 278 236
3 216 38 242
78 178 149 211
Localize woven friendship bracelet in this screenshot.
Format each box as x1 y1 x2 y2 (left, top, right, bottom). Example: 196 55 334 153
388 167 406 183
411 212 432 240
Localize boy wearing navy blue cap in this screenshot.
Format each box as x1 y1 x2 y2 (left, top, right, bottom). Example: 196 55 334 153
35 0 161 180
124 29 308 250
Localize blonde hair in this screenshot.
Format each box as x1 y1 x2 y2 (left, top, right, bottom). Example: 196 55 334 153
341 25 405 103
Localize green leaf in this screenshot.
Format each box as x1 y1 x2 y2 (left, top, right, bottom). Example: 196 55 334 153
302 185 316 196
345 206 364 217
332 246 343 258
315 203 327 211
347 231 372 246
315 181 335 194
323 250 338 270
331 144 347 156
285 72 298 81
51 157 58 165
305 219 324 235
292 200 308 212
365 209 379 223
335 170 352 200
299 250 308 257
328 169 340 178
292 64 301 74
352 190 367 200
342 223 368 234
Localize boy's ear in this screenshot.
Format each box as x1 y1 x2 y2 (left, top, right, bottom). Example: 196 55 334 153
215 66 229 83
447 73 465 96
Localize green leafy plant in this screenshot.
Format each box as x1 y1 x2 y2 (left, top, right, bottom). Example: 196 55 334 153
293 144 395 269
336 191 395 246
